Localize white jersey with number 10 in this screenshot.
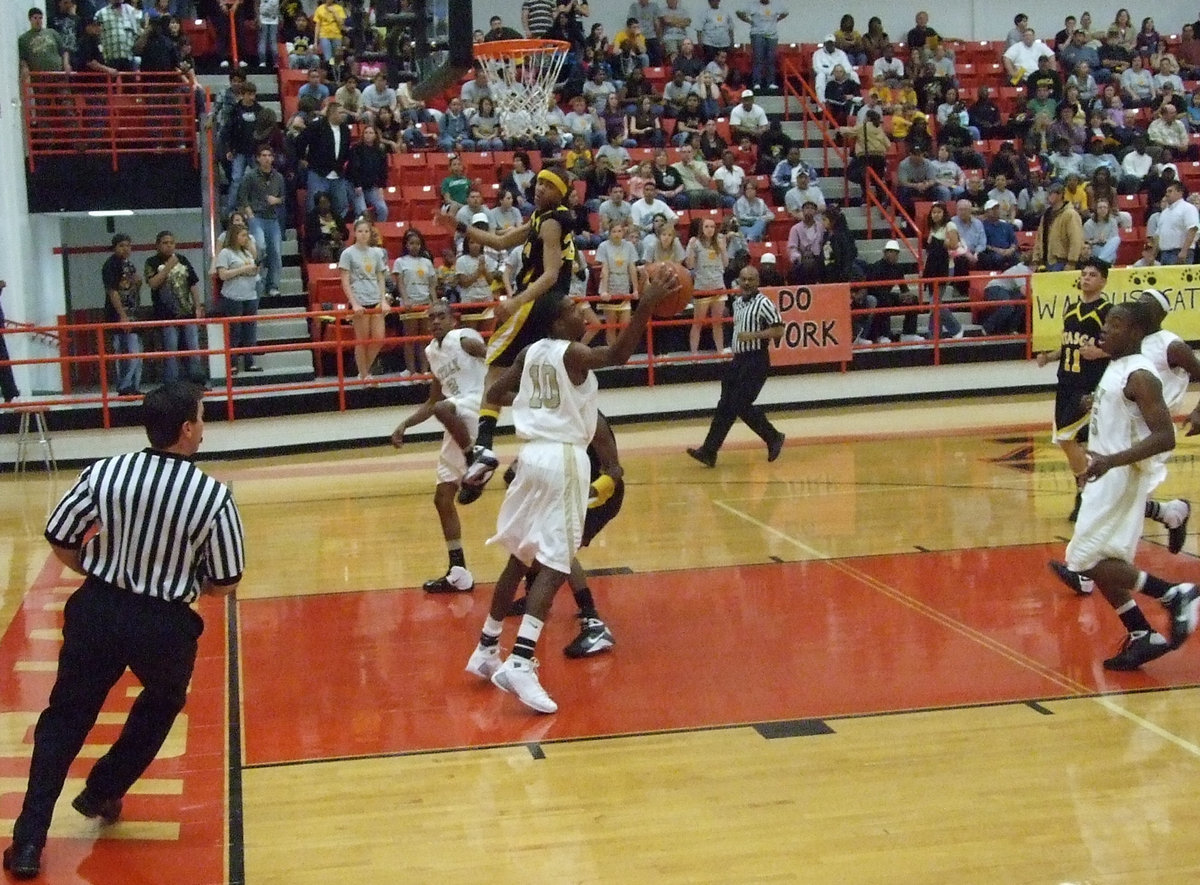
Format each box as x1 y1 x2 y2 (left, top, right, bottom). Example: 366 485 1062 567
511 339 598 447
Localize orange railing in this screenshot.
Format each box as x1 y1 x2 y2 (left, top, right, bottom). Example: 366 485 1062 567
0 300 743 427
22 72 199 172
0 276 1039 428
780 56 850 202
847 271 1032 356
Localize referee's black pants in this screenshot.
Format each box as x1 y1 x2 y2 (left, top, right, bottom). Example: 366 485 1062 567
13 578 203 848
699 349 780 455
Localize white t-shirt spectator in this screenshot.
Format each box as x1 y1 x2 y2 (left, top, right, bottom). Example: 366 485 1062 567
712 164 746 198
630 197 678 233
730 103 768 132
1003 39 1055 75
1156 198 1200 251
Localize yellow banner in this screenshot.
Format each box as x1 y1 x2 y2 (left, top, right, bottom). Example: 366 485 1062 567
1031 265 1200 352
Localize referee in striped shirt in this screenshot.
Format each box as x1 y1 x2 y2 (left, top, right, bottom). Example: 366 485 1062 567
4 382 245 881
687 265 786 467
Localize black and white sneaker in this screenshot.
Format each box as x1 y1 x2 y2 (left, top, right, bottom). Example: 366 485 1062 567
1048 560 1091 595
457 446 499 504
422 565 474 593
1103 631 1172 670
1165 582 1200 648
564 617 614 658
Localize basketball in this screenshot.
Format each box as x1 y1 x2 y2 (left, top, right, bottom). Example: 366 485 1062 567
645 262 694 318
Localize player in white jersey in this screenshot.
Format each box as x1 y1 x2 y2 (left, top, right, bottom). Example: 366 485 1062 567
1063 301 1199 671
464 265 680 713
391 301 487 593
1137 289 1200 552
1050 288 1200 593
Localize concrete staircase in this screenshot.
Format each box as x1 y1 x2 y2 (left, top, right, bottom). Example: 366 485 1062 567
198 71 316 382
778 115 984 340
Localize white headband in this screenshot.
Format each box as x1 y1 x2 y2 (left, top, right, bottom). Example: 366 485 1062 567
1143 288 1171 313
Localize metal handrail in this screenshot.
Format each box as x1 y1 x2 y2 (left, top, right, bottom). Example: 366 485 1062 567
22 72 200 172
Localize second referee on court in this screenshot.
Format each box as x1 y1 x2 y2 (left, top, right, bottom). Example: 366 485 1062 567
4 382 246 881
687 265 786 467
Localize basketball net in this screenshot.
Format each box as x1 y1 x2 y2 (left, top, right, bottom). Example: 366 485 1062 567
474 39 571 140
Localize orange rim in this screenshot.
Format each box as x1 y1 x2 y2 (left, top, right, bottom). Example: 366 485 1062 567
473 38 572 61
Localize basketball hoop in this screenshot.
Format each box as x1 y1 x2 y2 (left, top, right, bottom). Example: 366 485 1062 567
473 39 571 141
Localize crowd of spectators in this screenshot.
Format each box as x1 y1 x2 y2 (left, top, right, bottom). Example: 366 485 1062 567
23 4 1200 376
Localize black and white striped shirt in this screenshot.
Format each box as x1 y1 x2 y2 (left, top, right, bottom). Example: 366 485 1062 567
731 291 783 353
45 450 245 604
521 0 555 37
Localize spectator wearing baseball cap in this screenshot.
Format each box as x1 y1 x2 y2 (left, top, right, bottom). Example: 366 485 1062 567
865 239 921 343
758 252 784 286
810 32 857 107
730 88 769 139
1032 182 1084 270
980 199 1020 270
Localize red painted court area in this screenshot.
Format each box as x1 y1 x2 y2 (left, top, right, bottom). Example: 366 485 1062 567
0 557 229 885
239 542 1200 766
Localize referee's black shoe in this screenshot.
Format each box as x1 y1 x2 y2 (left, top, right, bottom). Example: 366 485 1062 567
767 432 785 462
687 447 716 468
2 842 41 880
72 787 123 824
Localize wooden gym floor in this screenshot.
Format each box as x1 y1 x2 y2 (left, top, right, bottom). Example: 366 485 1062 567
3 393 1200 883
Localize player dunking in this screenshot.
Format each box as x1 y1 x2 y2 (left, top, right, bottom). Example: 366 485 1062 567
1063 300 1198 670
1049 288 1198 594
1036 257 1111 521
391 300 487 593
434 163 577 505
464 266 679 713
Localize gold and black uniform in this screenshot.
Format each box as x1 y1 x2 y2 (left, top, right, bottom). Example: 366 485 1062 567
486 205 577 368
1054 295 1110 440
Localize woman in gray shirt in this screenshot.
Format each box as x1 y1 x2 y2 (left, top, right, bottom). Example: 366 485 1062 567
595 221 640 345
684 217 729 354
215 224 261 373
339 219 391 382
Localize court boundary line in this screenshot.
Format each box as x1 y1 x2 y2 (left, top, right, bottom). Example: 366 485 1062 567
239 684 1200 770
227 594 246 885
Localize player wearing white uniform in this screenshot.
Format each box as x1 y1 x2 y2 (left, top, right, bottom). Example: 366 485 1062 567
1137 289 1200 552
1063 301 1199 671
391 301 487 593
1050 288 1200 593
464 265 680 713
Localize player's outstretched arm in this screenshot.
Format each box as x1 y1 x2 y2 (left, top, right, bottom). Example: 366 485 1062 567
566 265 679 376
1082 370 1175 480
392 377 445 449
